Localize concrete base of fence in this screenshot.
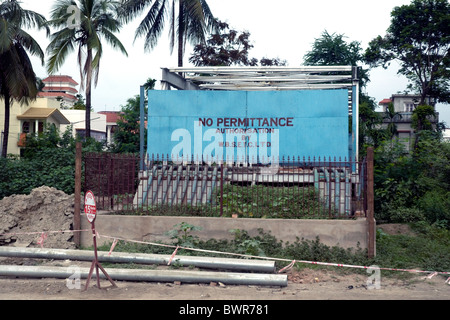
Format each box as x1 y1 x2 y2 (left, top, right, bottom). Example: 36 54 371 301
80 214 374 253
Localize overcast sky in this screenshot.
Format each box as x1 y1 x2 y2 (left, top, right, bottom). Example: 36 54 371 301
21 0 449 126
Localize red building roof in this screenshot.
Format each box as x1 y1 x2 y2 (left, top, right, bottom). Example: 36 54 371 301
379 98 392 105
98 111 122 123
42 75 79 86
38 92 77 101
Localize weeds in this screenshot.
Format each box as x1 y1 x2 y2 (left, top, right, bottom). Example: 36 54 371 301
96 222 449 278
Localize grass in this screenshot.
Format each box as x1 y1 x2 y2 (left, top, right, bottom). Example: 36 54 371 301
95 221 450 279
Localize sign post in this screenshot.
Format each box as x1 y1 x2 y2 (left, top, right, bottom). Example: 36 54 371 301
83 190 116 290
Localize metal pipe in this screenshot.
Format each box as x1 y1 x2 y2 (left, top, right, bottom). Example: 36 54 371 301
0 265 287 287
0 247 276 273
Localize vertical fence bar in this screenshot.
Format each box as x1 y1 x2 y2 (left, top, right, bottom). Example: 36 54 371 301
73 142 82 248
366 147 376 258
83 152 366 221
220 163 224 217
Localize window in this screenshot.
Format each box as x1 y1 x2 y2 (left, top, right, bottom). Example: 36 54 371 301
404 103 415 112
22 121 30 133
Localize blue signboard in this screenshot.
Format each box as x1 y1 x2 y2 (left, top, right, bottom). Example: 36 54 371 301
147 90 350 162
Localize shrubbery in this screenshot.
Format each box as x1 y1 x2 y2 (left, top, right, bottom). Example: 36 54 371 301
0 125 103 199
374 133 450 229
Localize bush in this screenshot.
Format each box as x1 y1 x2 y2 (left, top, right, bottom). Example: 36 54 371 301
0 126 104 200
418 190 450 229
389 207 425 224
374 134 450 229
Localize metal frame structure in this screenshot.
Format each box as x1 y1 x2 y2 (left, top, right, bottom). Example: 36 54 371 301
159 66 360 160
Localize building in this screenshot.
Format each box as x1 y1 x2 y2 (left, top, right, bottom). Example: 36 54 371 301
38 75 79 107
60 110 107 142
443 129 450 143
0 74 107 156
1 98 70 156
98 111 121 145
378 94 439 151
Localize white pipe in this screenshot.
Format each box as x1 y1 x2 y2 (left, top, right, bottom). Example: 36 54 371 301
0 265 288 287
0 247 276 273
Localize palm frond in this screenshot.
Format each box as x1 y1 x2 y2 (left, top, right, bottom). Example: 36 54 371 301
14 28 45 64
46 28 76 74
118 0 153 23
100 27 128 56
136 0 168 51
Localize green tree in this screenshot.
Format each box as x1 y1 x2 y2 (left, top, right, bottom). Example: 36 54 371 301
411 104 439 151
0 0 48 157
359 95 385 151
119 0 218 67
46 0 128 138
189 20 286 67
303 30 369 87
365 0 450 105
112 77 155 153
112 95 145 153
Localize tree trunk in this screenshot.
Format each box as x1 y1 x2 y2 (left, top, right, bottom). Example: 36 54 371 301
85 49 93 139
178 0 184 68
1 93 11 158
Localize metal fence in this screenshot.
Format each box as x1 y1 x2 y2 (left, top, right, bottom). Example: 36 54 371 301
84 153 367 219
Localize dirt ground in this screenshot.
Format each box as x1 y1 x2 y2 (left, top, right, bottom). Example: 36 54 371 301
0 263 448 301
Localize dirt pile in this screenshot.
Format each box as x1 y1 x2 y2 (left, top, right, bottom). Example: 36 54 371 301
0 186 75 249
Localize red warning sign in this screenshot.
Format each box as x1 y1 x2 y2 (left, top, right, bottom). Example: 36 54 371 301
84 190 97 223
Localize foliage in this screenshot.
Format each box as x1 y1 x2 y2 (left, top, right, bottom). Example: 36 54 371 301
375 224 450 272
116 183 340 219
119 0 218 67
411 104 436 132
0 125 103 199
358 95 385 153
374 135 450 228
98 225 450 275
364 0 450 105
303 30 369 87
0 0 48 157
165 222 203 248
110 78 155 153
218 184 336 219
383 102 401 140
189 20 286 67
110 95 145 153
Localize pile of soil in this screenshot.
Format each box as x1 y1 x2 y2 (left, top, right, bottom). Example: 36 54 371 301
0 186 75 249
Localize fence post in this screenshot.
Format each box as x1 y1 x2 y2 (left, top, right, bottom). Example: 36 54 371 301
74 142 82 248
366 147 376 258
220 163 224 217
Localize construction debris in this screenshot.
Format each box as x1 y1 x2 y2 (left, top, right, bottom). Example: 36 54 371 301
0 186 75 249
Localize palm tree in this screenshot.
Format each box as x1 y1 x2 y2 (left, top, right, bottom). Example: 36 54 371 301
384 102 402 140
119 0 218 67
0 0 48 157
46 0 128 138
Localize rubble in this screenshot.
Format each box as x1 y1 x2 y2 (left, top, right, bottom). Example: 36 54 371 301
0 186 75 249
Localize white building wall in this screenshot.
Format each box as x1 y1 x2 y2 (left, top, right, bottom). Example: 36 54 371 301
60 110 106 141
